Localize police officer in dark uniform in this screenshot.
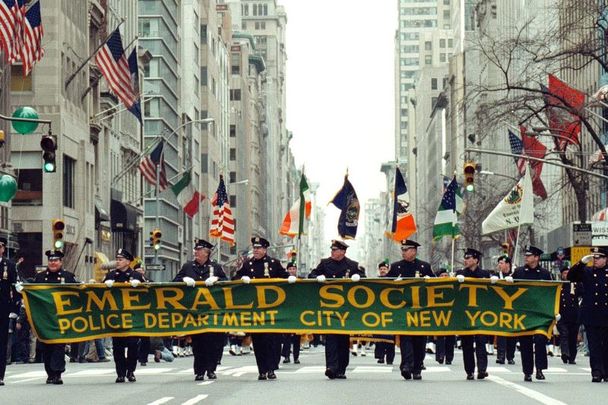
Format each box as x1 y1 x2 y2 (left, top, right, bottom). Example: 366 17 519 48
385 239 433 380
511 245 552 382
495 255 516 365
434 267 455 365
281 262 302 365
568 246 608 382
0 238 18 386
103 248 145 383
557 266 579 365
32 250 78 384
309 240 364 380
456 248 493 380
174 239 227 381
374 261 395 365
233 237 291 381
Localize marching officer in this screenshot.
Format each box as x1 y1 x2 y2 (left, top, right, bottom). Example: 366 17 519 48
456 248 492 380
568 247 608 382
557 266 580 365
0 238 19 386
233 237 292 381
282 262 302 365
174 239 227 381
374 261 395 365
103 248 145 383
434 267 455 365
385 239 434 380
309 240 364 380
511 245 552 382
32 250 79 384
495 255 516 365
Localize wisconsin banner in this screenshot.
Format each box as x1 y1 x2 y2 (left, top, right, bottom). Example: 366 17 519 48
21 279 560 343
482 167 534 235
330 174 360 239
386 167 416 242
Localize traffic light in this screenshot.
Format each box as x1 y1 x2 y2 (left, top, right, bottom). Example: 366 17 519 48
51 219 65 250
41 134 57 173
151 228 162 250
463 161 476 192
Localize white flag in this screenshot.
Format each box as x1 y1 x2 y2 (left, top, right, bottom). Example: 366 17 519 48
482 168 534 235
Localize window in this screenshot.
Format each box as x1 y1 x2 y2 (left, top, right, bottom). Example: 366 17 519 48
448 38 453 48
11 65 32 91
253 4 258 15
425 55 432 65
200 24 207 44
263 4 268 15
229 195 237 207
444 0 450 4
201 153 208 174
230 89 241 100
201 66 207 85
230 148 236 160
242 4 248 16
431 78 437 90
425 41 432 51
231 53 240 74
63 155 75 209
440 39 446 48
13 169 42 206
443 10 450 20
229 171 236 183
230 125 236 137
440 53 446 62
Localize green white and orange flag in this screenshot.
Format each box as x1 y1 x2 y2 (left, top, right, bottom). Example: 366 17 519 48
171 170 204 218
279 173 311 238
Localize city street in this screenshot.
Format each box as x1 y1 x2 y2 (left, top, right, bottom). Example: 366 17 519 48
0 344 600 405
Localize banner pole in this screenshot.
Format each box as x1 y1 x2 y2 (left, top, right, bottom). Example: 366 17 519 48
450 237 455 276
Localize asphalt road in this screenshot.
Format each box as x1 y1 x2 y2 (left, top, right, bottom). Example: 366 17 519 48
1 345 600 405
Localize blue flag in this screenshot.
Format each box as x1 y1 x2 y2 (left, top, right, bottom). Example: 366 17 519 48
331 175 360 239
127 48 142 124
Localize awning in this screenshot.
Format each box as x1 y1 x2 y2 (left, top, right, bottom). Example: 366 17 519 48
95 200 110 222
110 199 140 232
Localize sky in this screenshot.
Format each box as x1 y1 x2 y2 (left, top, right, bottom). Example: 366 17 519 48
280 0 397 260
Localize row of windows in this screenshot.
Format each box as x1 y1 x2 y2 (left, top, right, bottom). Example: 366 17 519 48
400 0 449 3
242 3 269 17
401 7 437 16
402 19 437 29
402 45 419 53
242 21 266 30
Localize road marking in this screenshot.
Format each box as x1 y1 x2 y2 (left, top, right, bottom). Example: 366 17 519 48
197 381 215 386
486 367 511 373
220 366 258 376
488 375 568 405
67 369 115 376
421 366 450 373
181 395 208 405
147 397 174 405
134 368 174 375
6 371 47 379
294 366 326 374
353 366 393 373
545 367 567 373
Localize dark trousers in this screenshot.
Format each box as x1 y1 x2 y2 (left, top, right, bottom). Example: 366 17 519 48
251 333 276 374
435 336 455 363
461 335 487 374
271 334 282 370
519 335 548 375
281 334 300 361
557 321 579 362
112 337 139 377
375 341 396 364
325 334 350 375
399 335 426 373
138 337 150 364
497 336 516 362
39 342 66 378
586 325 608 378
0 314 8 379
191 333 222 375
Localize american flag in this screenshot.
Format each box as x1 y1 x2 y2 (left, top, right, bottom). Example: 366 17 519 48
95 28 139 112
17 0 43 75
508 129 526 174
0 0 20 62
209 175 235 245
139 141 168 191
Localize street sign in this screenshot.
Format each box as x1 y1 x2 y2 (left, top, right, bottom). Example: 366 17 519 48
571 246 593 264
573 223 592 246
591 222 608 246
145 264 165 271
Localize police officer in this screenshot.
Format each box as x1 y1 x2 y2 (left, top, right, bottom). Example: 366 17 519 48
374 261 395 365
0 238 18 386
568 246 608 382
495 255 516 365
281 262 302 365
32 250 78 384
234 237 291 381
174 239 227 381
309 240 364 380
557 266 579 365
456 248 492 380
434 267 455 365
385 239 434 380
510 245 552 382
103 248 144 383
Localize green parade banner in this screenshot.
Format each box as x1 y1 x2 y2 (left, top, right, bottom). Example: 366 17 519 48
21 278 562 344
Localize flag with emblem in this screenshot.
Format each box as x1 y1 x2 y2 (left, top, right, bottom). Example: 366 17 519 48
171 170 204 218
433 176 460 240
330 174 360 239
541 75 585 150
209 175 235 245
279 172 311 238
386 167 416 242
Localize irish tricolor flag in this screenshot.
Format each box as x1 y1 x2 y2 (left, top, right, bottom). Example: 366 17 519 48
279 173 311 238
172 170 204 218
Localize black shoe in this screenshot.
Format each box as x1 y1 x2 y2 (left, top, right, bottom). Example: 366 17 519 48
535 370 545 380
568 360 576 365
258 373 267 381
325 368 336 380
466 374 474 380
387 362 393 365
294 359 300 364
283 358 290 364
0 379 4 386
195 374 205 381
267 371 277 380
335 374 347 379
508 360 515 365
421 364 426 370
592 376 602 383
377 359 385 364
401 369 412 380
351 352 357 357
524 374 532 382
115 376 125 383
437 358 444 364
412 373 422 380
140 362 147 367
46 377 53 384
496 359 505 364
127 371 136 382
207 371 217 380
52 377 63 385
446 361 452 365
477 371 488 380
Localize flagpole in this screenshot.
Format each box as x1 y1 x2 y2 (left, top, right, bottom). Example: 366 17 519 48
154 161 160 265
450 237 455 277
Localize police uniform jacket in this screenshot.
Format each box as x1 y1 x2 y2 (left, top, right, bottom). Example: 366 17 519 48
559 282 580 324
174 259 227 282
103 268 144 283
233 255 288 279
308 257 364 279
0 257 18 314
567 261 608 327
511 265 552 281
456 266 491 279
386 259 433 278
34 268 78 284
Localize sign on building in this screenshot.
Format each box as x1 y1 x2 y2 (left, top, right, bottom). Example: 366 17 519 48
573 223 592 246
592 222 608 246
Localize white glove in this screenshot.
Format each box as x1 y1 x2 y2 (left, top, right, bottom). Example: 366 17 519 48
490 276 499 284
316 275 326 283
456 274 465 283
351 274 361 282
555 313 562 322
395 276 403 281
423 275 430 280
130 279 141 288
505 276 514 283
183 277 196 287
15 282 24 293
205 276 218 287
8 312 18 319
287 275 297 284
581 255 594 265
104 279 115 288
241 276 251 284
